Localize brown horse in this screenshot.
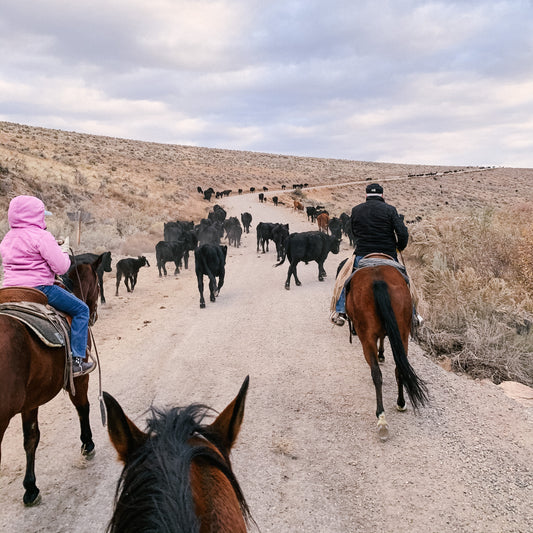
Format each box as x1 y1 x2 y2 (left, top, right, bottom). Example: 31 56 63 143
104 376 253 533
345 263 428 440
0 257 102 506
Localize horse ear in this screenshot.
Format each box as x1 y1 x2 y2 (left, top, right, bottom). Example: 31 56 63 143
103 391 148 463
209 376 249 453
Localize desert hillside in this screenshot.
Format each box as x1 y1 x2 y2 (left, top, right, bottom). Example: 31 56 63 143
3 120 532 254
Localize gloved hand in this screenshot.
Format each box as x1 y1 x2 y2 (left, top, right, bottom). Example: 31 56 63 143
58 236 70 253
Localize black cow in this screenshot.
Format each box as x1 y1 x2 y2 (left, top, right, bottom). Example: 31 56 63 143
306 206 317 222
164 221 197 269
258 193 265 203
203 187 215 201
272 196 279 206
197 220 223 245
241 212 252 233
271 223 290 262
275 231 341 290
256 222 276 253
115 256 150 296
224 217 243 248
70 251 112 303
208 204 227 223
328 217 343 240
155 241 184 277
194 244 228 308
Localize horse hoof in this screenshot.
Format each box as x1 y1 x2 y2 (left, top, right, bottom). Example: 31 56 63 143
82 446 96 460
377 413 389 441
24 491 41 507
396 403 407 412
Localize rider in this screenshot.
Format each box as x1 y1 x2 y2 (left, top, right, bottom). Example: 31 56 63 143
0 195 94 376
331 182 420 327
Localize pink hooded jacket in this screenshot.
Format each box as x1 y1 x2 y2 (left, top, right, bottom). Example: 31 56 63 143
0 195 71 287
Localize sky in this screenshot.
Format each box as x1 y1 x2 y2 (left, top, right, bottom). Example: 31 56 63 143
1 0 533 167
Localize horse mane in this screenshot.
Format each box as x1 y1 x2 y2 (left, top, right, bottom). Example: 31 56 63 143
107 403 251 533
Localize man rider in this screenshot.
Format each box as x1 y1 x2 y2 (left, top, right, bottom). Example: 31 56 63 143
331 182 420 327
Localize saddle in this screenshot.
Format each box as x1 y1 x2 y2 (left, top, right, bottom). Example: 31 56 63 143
355 253 409 284
0 287 71 348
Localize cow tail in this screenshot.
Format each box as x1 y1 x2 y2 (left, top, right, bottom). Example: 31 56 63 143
372 280 428 410
274 240 289 267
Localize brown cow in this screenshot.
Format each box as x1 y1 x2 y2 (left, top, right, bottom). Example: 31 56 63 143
293 200 304 211
317 212 329 233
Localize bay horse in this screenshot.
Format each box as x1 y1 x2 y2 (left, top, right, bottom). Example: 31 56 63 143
104 376 253 533
0 257 102 506
345 261 428 440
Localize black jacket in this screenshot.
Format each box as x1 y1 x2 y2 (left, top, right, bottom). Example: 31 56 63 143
350 196 408 258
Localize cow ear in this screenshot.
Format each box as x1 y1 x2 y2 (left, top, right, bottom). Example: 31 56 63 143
103 392 148 463
208 376 249 453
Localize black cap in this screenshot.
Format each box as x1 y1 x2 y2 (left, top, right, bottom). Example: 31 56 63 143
366 183 383 194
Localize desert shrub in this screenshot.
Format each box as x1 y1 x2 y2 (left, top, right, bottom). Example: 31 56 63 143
407 204 533 386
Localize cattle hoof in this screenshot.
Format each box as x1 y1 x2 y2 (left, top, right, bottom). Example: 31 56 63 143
210 296 216 302
285 284 290 290
200 303 206 308
319 277 324 282
296 281 301 286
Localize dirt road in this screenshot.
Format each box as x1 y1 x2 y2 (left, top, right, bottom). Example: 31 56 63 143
1 193 532 532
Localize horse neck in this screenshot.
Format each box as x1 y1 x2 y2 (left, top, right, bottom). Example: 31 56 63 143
190 459 247 533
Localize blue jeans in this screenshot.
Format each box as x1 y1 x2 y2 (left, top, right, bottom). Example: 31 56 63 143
336 255 364 313
36 284 90 359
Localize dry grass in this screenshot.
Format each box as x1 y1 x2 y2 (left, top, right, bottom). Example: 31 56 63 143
1 120 533 386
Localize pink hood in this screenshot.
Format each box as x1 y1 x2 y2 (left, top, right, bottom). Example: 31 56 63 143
0 196 71 287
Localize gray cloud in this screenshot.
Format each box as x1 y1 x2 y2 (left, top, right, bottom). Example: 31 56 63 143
1 0 533 166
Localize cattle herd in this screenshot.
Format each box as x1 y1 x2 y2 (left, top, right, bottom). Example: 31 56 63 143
87 187 352 308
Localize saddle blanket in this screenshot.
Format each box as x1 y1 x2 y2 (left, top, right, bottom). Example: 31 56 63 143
0 302 68 348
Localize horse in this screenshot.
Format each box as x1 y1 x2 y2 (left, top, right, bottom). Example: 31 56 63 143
104 376 253 533
0 257 102 506
345 261 428 440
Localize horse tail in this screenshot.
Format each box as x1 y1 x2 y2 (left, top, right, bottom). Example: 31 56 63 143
372 280 428 409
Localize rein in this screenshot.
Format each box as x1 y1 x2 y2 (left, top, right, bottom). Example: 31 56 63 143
70 251 106 426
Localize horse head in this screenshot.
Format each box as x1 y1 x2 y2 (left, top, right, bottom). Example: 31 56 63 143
103 376 252 532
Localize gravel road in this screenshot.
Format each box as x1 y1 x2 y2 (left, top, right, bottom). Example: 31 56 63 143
1 193 532 533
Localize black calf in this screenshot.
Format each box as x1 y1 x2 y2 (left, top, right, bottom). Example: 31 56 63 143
115 256 150 295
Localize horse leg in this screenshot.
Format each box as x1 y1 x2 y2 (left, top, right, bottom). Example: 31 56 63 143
362 343 389 441
69 381 95 458
395 367 407 411
378 337 385 363
21 408 41 506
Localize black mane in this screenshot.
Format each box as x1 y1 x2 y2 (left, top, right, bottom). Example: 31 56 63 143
107 404 250 533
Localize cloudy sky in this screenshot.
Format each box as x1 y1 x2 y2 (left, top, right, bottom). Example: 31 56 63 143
1 0 533 167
